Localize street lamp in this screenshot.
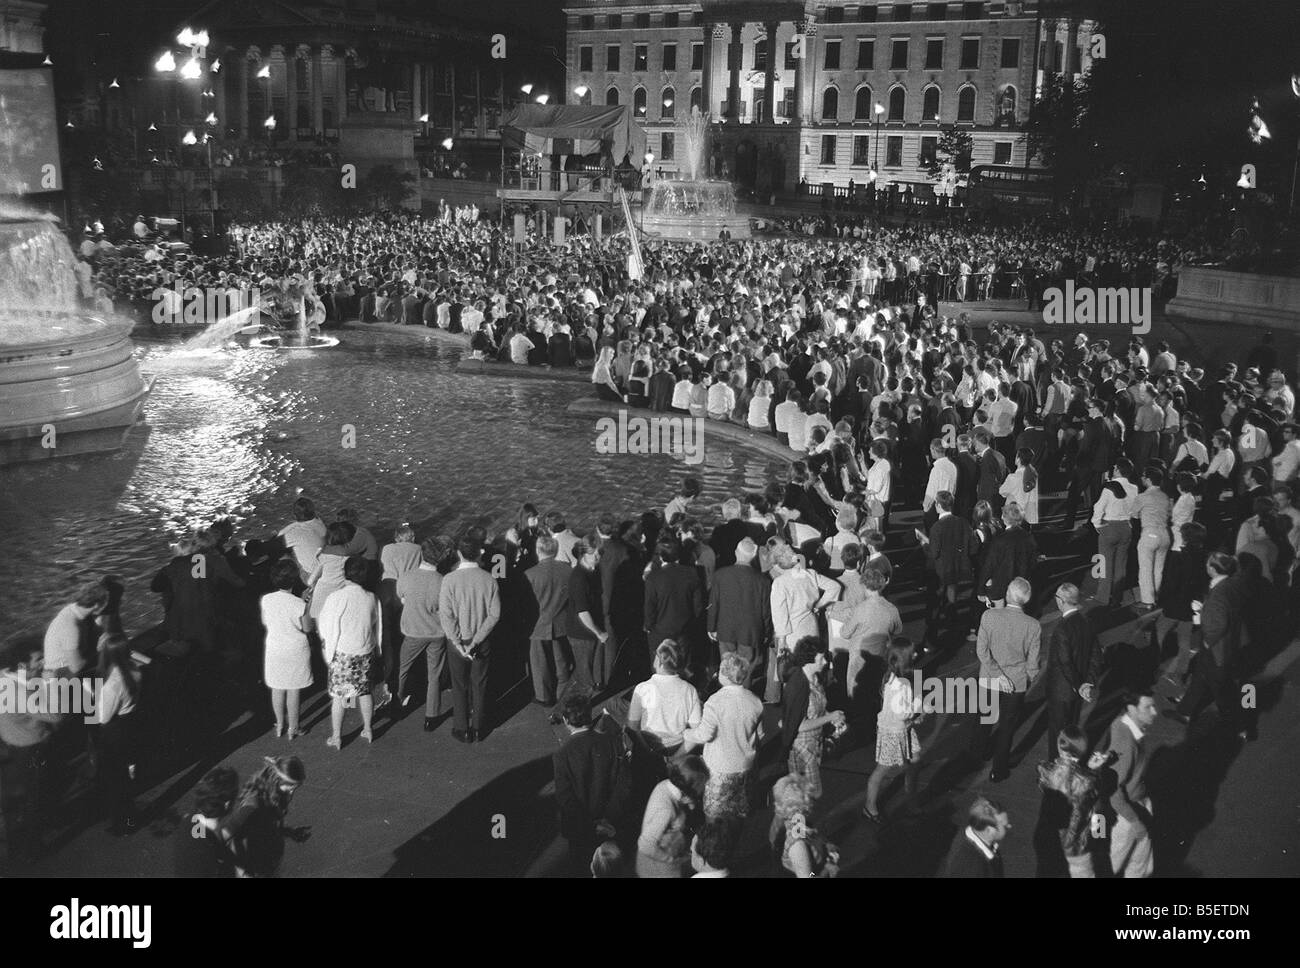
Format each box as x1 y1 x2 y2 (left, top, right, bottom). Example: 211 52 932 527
182 129 197 145
573 85 589 99
441 137 454 150
521 83 533 95
535 93 549 105
155 51 176 73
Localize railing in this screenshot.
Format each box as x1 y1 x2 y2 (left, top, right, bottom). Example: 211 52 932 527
501 165 633 193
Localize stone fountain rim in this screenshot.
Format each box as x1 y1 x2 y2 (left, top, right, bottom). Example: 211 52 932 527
0 313 134 354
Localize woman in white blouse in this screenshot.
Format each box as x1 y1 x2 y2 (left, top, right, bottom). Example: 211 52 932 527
261 560 313 739
864 439 893 533
747 378 773 430
319 556 383 749
999 447 1040 526
863 638 922 823
627 640 703 756
1172 421 1209 472
769 548 840 648
591 346 624 403
1091 458 1140 606
1201 429 1236 527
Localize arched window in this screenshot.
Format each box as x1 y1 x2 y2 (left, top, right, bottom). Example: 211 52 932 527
606 86 620 106
854 86 873 120
689 86 702 113
634 87 647 116
888 86 905 121
661 86 676 119
922 86 940 122
822 87 839 121
957 85 976 122
996 85 1016 125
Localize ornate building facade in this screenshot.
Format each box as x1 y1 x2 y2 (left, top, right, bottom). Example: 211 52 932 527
563 0 1095 195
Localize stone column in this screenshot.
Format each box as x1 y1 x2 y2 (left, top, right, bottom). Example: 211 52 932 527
412 61 422 122
285 47 302 139
312 47 325 134
726 21 743 122
336 49 348 124
1065 19 1080 75
1043 19 1058 73
235 48 250 138
700 22 717 117
793 20 815 124
763 22 779 122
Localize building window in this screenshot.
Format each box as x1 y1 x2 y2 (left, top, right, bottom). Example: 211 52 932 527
579 14 593 30
1000 38 1020 69
663 44 677 71
959 38 980 70
635 13 650 28
957 85 975 121
927 2 947 19
857 39 874 69
607 45 621 72
690 86 702 112
662 132 675 160
662 86 676 119
786 42 799 69
993 140 1012 165
852 134 870 165
888 86 905 121
890 38 909 69
780 88 794 118
822 87 840 121
996 86 1016 125
824 40 841 69
854 86 874 120
962 1 984 19
886 135 903 166
826 5 845 22
692 42 703 70
920 135 937 166
925 38 944 70
609 14 622 29
606 86 620 105
922 85 940 121
634 87 647 116
894 3 912 21
755 39 768 70
665 11 679 27
579 46 593 72
634 44 648 71
858 3 878 21
820 134 837 164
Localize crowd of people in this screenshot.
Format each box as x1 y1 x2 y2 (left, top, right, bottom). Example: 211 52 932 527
7 206 1296 877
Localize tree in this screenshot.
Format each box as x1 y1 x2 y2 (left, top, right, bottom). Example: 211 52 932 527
362 164 418 211
925 124 974 179
1023 72 1095 204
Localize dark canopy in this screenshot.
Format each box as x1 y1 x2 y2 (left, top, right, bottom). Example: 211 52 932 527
500 105 646 165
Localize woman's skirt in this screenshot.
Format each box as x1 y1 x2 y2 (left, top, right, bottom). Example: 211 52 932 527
328 651 375 700
787 729 823 800
874 725 921 768
704 770 751 820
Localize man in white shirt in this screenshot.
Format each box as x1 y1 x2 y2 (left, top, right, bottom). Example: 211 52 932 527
508 324 534 364
986 383 1019 463
923 439 958 527
43 582 110 676
1271 423 1300 483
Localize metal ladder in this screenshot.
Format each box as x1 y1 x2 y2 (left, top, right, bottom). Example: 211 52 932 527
616 185 645 280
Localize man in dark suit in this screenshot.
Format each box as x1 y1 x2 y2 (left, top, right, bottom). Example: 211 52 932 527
973 428 1008 510
977 504 1037 606
358 287 377 322
1041 582 1101 757
1061 398 1113 530
706 538 772 691
598 519 645 685
552 694 632 874
547 326 574 368
940 797 1010 877
400 288 422 326
1171 553 1245 734
953 434 979 520
643 535 706 672
708 499 750 569
524 534 572 709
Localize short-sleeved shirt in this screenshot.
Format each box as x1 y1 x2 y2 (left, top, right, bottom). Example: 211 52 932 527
565 566 603 641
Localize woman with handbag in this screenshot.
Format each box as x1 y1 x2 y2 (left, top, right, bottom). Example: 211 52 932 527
862 637 923 824
635 755 709 878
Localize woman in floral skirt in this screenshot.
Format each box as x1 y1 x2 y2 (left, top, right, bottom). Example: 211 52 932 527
862 636 923 823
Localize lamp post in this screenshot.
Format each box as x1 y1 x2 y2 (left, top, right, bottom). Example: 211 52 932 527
1290 73 1300 216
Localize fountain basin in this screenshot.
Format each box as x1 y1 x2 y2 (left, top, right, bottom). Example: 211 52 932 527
248 333 341 350
642 179 751 241
0 315 152 464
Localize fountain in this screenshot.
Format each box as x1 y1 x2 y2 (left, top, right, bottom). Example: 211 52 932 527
640 107 751 242
246 276 338 350
0 208 151 464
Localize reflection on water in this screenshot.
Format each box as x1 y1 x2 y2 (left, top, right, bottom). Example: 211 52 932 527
0 329 785 644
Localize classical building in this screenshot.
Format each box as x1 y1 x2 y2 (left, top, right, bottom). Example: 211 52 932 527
563 0 1095 195
0 0 45 58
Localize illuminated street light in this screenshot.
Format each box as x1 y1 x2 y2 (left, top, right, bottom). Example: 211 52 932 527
520 83 533 95
256 65 270 79
211 58 221 73
147 122 157 131
205 112 218 125
419 113 429 122
574 85 589 97
644 151 654 165
441 137 454 150
874 102 885 115
264 115 277 129
180 56 202 80
535 93 549 104
182 130 197 145
43 55 52 65
109 78 120 88
155 50 176 72
177 27 195 46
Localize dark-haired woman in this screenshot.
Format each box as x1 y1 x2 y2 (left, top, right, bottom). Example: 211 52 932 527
862 638 922 823
261 559 312 739
91 635 144 836
174 767 239 876
780 636 846 802
305 520 357 627
277 496 327 583
222 755 306 877
319 556 383 748
504 503 542 573
635 755 709 878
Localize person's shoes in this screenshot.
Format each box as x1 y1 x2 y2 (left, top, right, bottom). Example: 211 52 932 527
861 806 883 824
274 723 285 738
326 735 342 750
287 728 306 740
360 729 374 744
451 728 472 744
467 728 479 743
988 770 1009 784
424 717 438 732
1162 710 1190 726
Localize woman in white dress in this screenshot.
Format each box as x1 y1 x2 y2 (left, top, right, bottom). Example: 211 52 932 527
305 521 356 625
862 637 922 823
999 447 1040 526
261 560 312 738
